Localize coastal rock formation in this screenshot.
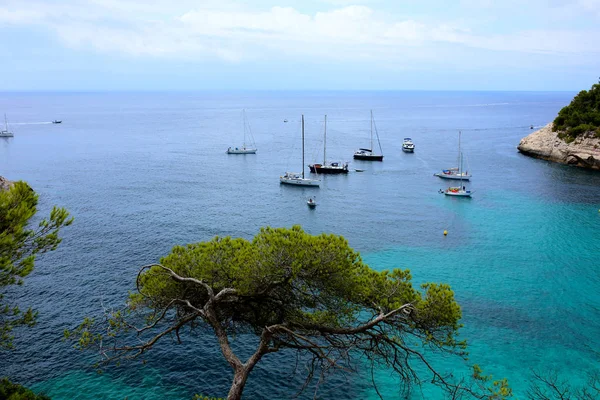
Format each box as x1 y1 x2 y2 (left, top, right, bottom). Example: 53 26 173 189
0 176 13 191
517 123 600 170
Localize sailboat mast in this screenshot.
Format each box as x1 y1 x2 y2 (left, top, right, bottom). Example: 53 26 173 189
459 152 463 187
242 109 247 148
457 130 461 171
323 115 327 165
370 110 373 151
302 115 305 179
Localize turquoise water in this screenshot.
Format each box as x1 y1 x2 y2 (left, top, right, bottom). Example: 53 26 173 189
0 91 598 399
362 191 600 397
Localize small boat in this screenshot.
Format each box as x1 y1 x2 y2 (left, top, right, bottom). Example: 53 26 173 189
52 120 62 124
309 115 349 174
280 115 320 187
443 186 472 197
227 109 257 154
307 197 317 208
402 138 415 152
0 114 14 138
353 110 384 161
284 119 288 123
435 131 471 180
530 125 534 129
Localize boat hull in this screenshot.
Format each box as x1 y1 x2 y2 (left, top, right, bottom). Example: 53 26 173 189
402 147 414 153
308 164 349 174
434 173 471 181
280 176 320 187
0 132 14 138
353 154 383 161
227 148 257 154
444 191 472 197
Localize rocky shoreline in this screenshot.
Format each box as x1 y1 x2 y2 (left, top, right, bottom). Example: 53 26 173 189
0 176 13 191
517 123 600 170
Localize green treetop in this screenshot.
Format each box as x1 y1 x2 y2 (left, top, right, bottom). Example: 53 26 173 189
553 79 600 139
1 180 72 349
69 226 510 400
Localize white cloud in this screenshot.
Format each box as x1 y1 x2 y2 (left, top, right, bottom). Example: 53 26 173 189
1 0 599 66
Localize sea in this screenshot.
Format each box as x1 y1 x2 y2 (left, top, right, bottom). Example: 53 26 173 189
0 91 598 399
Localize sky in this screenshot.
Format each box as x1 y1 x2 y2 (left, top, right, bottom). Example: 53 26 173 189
1 0 599 91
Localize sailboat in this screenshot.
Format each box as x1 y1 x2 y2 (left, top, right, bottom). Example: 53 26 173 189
280 115 320 187
309 115 349 174
227 109 257 154
443 152 472 197
0 114 14 138
434 131 471 180
354 110 383 161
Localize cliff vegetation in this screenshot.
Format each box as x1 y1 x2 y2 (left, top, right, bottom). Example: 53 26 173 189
553 79 600 141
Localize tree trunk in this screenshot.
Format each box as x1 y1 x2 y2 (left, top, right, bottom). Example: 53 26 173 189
227 367 250 400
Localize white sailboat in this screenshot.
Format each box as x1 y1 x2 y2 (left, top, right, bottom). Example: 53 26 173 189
0 114 14 138
227 109 257 154
354 110 384 161
309 115 349 174
435 131 471 180
280 115 320 187
443 152 472 197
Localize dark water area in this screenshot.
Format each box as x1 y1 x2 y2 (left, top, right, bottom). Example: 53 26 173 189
0 91 599 399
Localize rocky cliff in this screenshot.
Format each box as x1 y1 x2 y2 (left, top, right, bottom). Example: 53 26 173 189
517 123 600 170
0 176 13 191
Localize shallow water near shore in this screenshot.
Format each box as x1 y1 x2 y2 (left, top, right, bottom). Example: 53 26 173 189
0 91 599 399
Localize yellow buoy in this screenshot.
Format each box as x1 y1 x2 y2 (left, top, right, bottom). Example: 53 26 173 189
443 230 448 236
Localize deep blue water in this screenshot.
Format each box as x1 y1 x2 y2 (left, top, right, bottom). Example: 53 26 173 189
0 91 599 399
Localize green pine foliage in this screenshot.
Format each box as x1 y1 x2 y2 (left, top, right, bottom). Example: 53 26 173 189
0 378 51 400
0 180 73 349
68 226 512 399
553 79 600 140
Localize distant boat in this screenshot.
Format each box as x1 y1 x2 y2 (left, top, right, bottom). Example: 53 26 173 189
402 138 415 153
284 119 288 123
0 114 14 138
280 115 320 187
52 120 62 124
307 197 317 208
227 109 257 154
434 131 471 181
530 125 534 129
309 115 349 174
354 110 383 161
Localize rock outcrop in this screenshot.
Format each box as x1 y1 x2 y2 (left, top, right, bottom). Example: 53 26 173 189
0 176 13 191
517 123 600 170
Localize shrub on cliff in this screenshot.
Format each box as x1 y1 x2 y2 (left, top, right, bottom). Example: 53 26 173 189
553 79 600 139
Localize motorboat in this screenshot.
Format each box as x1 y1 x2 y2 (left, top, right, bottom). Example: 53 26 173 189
402 138 415 152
